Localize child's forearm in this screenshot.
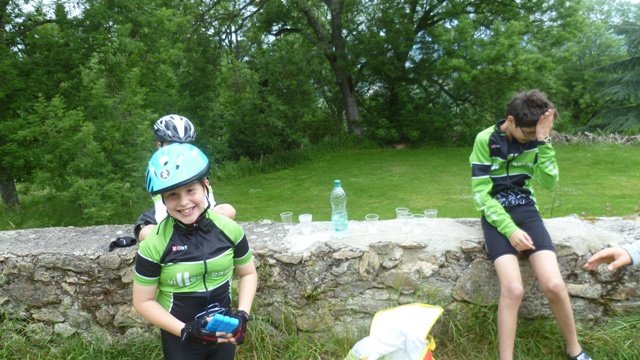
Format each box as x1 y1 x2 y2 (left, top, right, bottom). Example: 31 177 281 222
135 298 185 336
534 143 559 189
236 272 258 313
133 283 184 336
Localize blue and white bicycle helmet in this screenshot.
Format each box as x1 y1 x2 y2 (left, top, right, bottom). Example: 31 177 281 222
146 143 210 195
154 114 196 143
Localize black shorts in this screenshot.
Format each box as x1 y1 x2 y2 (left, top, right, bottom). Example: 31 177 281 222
481 205 556 263
161 330 236 360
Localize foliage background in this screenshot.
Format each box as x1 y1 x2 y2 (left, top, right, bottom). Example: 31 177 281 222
1 0 639 224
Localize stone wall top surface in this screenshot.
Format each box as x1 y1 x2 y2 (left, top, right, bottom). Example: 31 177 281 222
1 216 638 256
0 224 133 256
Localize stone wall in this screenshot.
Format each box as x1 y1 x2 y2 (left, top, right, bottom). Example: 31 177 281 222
0 216 638 337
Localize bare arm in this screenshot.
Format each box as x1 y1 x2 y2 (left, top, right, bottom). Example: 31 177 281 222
235 259 258 314
132 283 184 337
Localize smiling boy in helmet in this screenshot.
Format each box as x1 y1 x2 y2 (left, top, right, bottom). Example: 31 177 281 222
133 143 257 359
134 114 236 241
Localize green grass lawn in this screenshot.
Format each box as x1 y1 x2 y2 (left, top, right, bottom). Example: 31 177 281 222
214 143 640 223
2 143 638 229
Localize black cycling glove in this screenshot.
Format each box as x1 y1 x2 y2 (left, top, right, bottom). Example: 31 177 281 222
181 317 219 344
229 310 250 345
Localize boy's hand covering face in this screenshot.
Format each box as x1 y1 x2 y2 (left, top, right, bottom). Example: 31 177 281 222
535 108 555 141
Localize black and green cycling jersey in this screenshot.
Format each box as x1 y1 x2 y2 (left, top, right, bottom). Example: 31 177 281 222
469 119 559 238
133 210 252 323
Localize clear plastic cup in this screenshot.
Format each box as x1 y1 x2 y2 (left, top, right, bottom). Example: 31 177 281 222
280 211 294 230
365 213 379 233
412 213 426 234
424 209 437 227
398 211 412 233
395 207 410 219
424 209 438 218
299 213 312 235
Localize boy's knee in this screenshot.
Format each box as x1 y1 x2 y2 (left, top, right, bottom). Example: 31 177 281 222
223 204 237 219
501 282 524 301
541 278 567 298
214 203 237 219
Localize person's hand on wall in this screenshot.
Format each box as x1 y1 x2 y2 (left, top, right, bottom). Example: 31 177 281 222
584 247 632 272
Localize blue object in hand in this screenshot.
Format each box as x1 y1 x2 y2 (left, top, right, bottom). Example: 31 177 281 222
204 314 240 334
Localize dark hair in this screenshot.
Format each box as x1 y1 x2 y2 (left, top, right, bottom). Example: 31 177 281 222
506 90 557 128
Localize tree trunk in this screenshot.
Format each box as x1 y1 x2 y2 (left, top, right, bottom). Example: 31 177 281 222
0 0 8 40
330 60 360 133
0 179 20 207
300 0 361 134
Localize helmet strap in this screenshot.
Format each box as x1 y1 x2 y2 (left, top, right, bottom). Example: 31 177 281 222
201 179 211 211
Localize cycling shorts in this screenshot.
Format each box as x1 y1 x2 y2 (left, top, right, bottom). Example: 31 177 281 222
161 330 236 360
481 205 556 263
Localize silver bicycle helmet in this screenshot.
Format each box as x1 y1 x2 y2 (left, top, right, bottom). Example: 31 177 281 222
154 114 197 143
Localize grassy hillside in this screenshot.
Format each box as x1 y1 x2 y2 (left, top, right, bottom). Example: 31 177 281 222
1 143 638 230
215 143 640 223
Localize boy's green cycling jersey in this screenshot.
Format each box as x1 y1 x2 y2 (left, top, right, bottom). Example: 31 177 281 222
133 210 252 322
469 119 559 238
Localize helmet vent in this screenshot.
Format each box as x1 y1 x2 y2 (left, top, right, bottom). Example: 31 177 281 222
176 154 184 170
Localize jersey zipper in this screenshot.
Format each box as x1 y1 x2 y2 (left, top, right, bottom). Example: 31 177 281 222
193 221 213 315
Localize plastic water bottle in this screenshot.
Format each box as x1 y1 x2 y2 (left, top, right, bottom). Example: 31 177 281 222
205 313 239 333
330 179 348 238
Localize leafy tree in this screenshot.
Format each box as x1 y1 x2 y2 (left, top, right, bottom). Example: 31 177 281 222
201 0 335 161
532 0 628 132
258 0 623 145
258 0 362 134
2 0 639 225
587 13 640 132
297 0 361 133
0 3 21 205
1 0 154 219
353 0 612 144
0 1 65 207
210 58 319 161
